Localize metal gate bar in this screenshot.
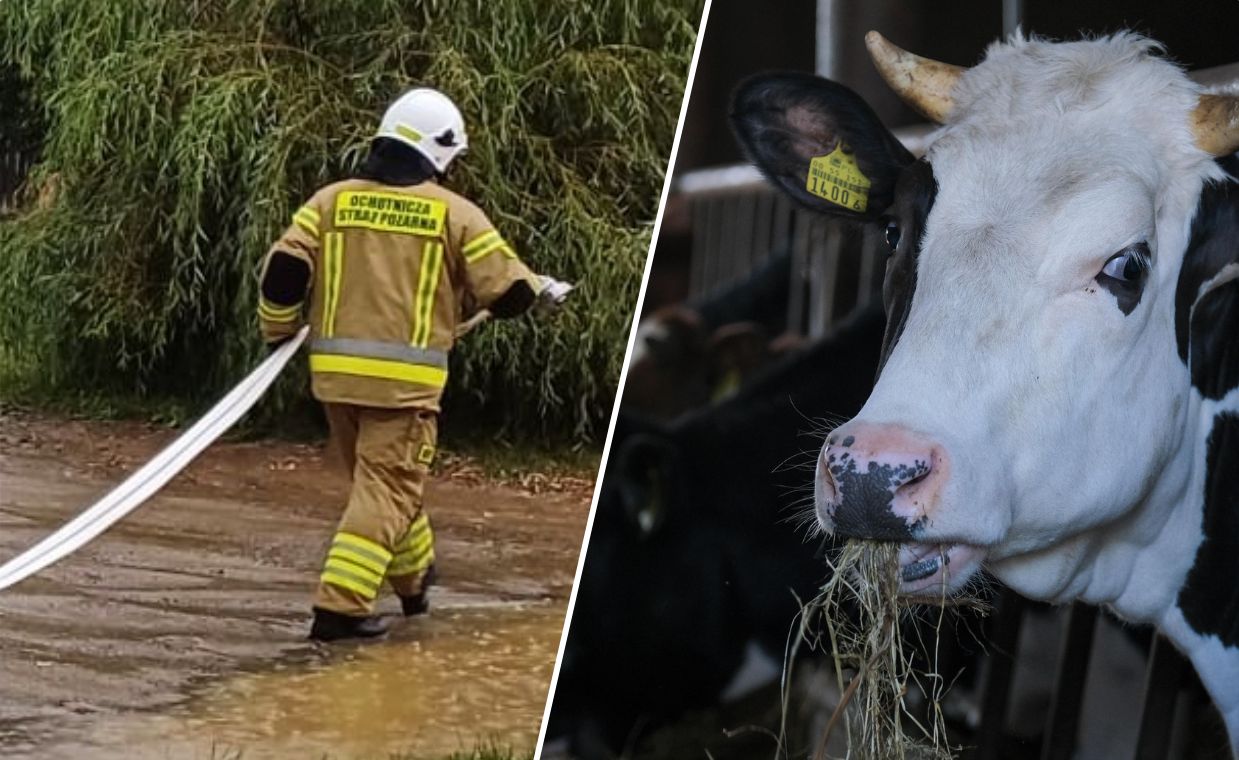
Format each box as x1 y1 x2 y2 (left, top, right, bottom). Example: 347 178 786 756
1135 635 1188 760
975 590 1025 760
1040 603 1099 760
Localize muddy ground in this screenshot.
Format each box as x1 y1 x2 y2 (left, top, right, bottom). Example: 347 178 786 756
0 410 594 759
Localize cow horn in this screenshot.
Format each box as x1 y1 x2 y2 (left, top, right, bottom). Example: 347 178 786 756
1192 93 1239 157
864 31 965 124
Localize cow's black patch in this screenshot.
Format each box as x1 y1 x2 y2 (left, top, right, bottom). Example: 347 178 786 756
828 455 929 540
1175 155 1239 367
1177 412 1239 648
1189 272 1239 401
878 160 939 373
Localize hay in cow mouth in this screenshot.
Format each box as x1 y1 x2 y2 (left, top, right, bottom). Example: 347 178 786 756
787 540 988 760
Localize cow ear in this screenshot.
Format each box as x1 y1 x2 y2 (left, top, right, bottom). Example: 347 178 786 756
730 72 915 220
1189 263 1239 400
707 323 769 399
614 434 680 537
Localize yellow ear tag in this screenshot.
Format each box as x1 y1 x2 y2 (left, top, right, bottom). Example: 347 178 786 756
806 143 871 213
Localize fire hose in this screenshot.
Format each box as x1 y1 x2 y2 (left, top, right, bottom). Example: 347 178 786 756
0 327 309 591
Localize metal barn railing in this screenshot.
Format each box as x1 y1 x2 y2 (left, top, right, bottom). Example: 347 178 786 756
679 168 881 341
676 125 933 340
970 593 1216 760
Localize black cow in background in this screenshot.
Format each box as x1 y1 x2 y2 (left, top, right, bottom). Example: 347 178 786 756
691 245 794 338
547 305 886 758
623 248 804 420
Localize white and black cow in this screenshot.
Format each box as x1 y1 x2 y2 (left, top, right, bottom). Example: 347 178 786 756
731 31 1239 747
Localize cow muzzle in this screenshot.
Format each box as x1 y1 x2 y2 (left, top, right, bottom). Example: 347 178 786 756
815 422 948 539
815 422 986 595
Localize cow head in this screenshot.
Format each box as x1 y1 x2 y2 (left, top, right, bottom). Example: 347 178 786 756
731 32 1239 616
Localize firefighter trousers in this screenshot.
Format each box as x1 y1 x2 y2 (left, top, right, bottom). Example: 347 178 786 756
315 403 438 616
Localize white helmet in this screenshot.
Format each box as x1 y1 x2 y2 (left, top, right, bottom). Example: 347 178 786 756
376 88 468 174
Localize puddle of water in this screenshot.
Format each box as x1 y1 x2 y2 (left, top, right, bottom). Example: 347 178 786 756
34 605 562 760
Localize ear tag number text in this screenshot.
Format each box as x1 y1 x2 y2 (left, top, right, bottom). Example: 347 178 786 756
807 143 871 213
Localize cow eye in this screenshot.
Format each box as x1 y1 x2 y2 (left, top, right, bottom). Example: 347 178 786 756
1099 242 1150 284
884 220 902 252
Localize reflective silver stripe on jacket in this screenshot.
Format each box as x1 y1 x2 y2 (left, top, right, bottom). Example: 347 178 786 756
310 338 449 368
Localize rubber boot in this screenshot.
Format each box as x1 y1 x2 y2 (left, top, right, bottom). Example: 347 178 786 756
308 607 389 642
399 564 436 617
400 593 429 616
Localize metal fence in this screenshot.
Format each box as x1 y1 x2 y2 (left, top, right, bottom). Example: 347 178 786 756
677 125 933 341
970 592 1216 760
680 171 879 341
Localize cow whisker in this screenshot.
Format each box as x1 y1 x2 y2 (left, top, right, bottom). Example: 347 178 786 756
772 442 822 474
778 498 823 540
788 398 852 442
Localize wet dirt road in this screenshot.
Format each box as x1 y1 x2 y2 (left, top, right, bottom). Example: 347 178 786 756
0 412 593 758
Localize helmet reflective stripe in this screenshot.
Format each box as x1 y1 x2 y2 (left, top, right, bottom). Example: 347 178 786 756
394 124 423 143
376 88 468 174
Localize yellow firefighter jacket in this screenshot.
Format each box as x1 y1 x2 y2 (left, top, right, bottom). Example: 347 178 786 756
257 178 541 410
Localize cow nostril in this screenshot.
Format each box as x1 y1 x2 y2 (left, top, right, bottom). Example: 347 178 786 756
817 453 839 503
905 469 930 487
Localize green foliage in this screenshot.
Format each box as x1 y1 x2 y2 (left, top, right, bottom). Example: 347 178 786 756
0 0 700 442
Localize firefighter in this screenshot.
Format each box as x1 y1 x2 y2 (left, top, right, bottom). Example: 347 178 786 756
256 87 573 642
